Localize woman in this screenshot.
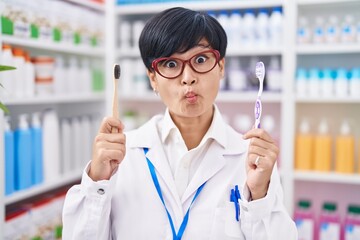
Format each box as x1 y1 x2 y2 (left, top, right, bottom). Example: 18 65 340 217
62 7 297 240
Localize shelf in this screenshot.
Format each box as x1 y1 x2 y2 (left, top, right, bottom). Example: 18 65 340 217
120 91 282 103
4 92 105 105
2 36 104 57
66 0 105 11
5 171 81 205
297 0 360 5
296 96 360 103
294 171 360 185
118 47 282 58
296 44 360 55
115 0 283 15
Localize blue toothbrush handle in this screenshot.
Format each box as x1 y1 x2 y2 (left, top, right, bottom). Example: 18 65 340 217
254 98 262 129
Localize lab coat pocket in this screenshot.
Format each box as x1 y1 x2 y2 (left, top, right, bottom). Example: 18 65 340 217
210 202 244 240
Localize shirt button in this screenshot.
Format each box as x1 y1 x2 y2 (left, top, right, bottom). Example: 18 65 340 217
97 188 105 195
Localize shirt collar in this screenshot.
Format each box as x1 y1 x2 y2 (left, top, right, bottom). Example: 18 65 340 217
160 105 227 149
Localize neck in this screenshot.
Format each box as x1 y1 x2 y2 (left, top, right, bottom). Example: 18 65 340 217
170 106 214 150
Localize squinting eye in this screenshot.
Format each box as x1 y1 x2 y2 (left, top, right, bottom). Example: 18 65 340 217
195 56 207 64
164 60 178 68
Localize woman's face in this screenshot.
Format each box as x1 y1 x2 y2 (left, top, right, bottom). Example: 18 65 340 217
147 39 225 120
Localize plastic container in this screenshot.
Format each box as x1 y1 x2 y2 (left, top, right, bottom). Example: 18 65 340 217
32 56 55 95
42 109 60 183
308 68 321 97
0 44 15 97
349 68 360 97
31 112 43 185
344 205 360 240
255 8 269 46
335 68 349 97
295 119 313 170
296 68 308 97
12 47 26 98
242 9 256 46
4 116 15 195
60 118 72 174
14 114 32 190
335 120 355 173
313 16 325 44
228 10 242 49
266 56 282 92
24 51 35 97
269 7 283 45
313 119 332 172
341 14 356 43
318 202 341 240
53 55 66 94
294 200 315 240
227 57 246 91
297 16 311 44
321 68 334 97
325 15 340 44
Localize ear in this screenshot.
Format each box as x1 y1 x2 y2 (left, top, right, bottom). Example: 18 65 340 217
147 69 158 90
218 58 225 79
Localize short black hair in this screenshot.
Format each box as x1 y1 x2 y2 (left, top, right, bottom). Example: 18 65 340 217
139 7 227 70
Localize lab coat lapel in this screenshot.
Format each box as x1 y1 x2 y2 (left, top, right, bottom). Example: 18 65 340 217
181 142 225 203
144 137 183 209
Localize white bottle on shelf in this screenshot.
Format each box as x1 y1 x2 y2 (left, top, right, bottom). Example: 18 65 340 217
217 11 230 38
341 14 356 43
308 68 321 97
60 118 72 175
321 68 334 97
325 15 340 44
132 20 145 50
228 10 243 49
255 8 269 46
269 7 283 46
71 116 82 170
242 9 256 46
67 56 79 94
0 44 15 98
296 68 308 97
233 114 252 134
42 109 61 183
120 59 134 97
335 68 349 97
297 16 311 44
267 56 282 92
24 52 35 98
79 58 92 94
80 115 92 166
12 47 26 98
349 68 360 97
119 21 131 51
227 57 247 91
53 55 66 94
313 16 325 44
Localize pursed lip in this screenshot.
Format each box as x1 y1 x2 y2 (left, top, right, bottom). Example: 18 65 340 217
184 91 198 103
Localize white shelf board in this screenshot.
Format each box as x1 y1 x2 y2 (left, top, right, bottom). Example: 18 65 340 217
297 0 360 5
4 93 105 105
66 0 105 11
296 96 360 104
294 171 360 185
5 171 82 205
296 44 360 55
116 0 283 15
120 91 282 103
118 47 282 59
2 36 104 57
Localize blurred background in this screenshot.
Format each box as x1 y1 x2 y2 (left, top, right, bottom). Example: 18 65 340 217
1 0 360 239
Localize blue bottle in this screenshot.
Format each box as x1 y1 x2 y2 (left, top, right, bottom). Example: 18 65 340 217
31 112 43 185
14 114 32 190
4 117 15 195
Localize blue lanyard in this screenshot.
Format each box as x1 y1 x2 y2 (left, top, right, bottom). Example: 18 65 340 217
143 148 206 240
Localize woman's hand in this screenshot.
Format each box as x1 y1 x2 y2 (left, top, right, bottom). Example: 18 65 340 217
89 117 126 181
242 128 279 200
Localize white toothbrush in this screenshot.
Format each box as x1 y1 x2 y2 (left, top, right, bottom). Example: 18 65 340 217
254 61 265 129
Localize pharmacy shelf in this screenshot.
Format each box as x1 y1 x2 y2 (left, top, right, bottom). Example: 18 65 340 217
296 44 360 55
115 0 283 15
118 47 283 59
296 0 360 5
4 171 82 205
2 36 104 57
3 93 105 105
294 171 360 185
67 0 105 11
120 91 282 103
296 96 360 103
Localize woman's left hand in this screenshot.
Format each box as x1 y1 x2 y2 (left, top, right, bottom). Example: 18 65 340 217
242 128 279 200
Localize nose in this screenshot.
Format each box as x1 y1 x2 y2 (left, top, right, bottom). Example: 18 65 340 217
181 64 197 85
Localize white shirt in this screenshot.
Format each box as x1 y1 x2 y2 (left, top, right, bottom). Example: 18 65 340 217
62 106 298 240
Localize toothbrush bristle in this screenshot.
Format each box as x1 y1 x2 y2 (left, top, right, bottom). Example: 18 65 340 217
255 61 265 78
114 64 121 79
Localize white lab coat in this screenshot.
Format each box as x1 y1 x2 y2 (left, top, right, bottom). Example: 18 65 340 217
62 114 297 240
